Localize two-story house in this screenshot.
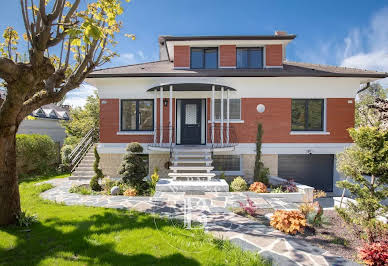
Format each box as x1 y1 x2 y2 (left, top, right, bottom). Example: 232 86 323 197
86 32 387 194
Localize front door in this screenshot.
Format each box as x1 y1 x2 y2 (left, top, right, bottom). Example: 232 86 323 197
181 99 202 144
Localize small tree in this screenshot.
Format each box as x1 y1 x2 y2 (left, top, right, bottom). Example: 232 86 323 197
90 146 103 191
336 127 388 243
118 143 147 190
253 123 269 184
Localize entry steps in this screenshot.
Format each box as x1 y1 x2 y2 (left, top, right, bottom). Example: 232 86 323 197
69 147 95 180
168 147 215 181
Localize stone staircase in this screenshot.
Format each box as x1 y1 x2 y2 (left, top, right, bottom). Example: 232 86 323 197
69 147 95 180
168 146 216 181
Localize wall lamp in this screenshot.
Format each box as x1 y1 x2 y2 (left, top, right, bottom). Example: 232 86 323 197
163 99 168 107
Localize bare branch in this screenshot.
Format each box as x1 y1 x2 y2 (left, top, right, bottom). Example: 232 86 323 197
20 0 33 45
64 0 80 23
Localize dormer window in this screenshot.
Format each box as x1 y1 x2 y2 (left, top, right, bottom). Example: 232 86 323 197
190 48 218 69
236 47 263 69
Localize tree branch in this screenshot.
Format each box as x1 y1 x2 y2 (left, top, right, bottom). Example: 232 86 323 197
357 82 371 94
0 58 19 82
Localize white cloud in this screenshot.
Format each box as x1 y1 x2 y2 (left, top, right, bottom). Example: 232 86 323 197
63 83 97 107
137 50 145 60
120 53 136 64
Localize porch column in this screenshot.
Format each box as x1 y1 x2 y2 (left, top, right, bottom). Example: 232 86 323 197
226 89 230 144
159 86 163 145
169 85 173 145
220 86 224 146
153 89 157 144
211 85 215 144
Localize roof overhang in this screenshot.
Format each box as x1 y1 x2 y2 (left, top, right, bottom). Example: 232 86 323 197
146 83 236 92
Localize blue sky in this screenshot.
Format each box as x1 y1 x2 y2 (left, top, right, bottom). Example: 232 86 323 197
1 0 387 106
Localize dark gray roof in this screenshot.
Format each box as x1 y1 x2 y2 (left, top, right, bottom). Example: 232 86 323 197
88 60 388 79
160 35 296 41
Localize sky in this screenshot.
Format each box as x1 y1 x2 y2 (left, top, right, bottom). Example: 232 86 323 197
0 0 387 106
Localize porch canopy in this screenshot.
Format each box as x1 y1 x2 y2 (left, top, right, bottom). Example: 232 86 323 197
149 83 236 147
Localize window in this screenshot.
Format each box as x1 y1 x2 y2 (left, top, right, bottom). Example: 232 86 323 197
236 47 263 69
190 48 218 69
213 155 241 171
121 100 154 131
214 99 241 120
291 99 324 131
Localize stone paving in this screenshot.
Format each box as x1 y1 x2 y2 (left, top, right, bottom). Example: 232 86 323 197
38 178 358 266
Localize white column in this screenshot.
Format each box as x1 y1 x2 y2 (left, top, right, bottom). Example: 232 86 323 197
159 86 163 145
226 89 230 144
169 85 173 145
153 89 157 144
220 87 224 146
211 85 215 144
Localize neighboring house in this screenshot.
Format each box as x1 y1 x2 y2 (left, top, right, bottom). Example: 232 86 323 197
86 32 388 194
18 103 70 145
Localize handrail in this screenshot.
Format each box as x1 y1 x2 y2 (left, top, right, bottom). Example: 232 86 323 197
209 124 237 150
69 128 99 172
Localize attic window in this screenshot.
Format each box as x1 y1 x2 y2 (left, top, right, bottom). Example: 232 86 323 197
190 48 218 69
236 47 263 69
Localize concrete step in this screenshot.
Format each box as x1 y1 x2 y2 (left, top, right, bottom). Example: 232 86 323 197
170 166 214 172
172 159 212 165
174 153 210 158
76 166 94 171
72 170 95 176
173 148 211 153
69 176 93 180
168 172 215 181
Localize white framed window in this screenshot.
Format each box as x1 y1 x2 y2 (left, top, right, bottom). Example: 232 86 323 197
214 99 241 120
213 155 241 172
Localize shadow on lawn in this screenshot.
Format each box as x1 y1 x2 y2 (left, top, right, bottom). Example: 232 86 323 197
0 209 200 266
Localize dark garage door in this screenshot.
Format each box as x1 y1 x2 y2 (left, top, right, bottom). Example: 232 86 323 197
278 154 334 192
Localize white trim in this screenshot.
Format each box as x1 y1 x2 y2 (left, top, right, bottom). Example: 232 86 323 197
263 45 266 68
265 66 283 68
117 131 154 135
220 87 224 145
159 86 163 144
323 98 327 131
290 131 330 135
209 120 244 123
153 89 157 143
169 85 173 144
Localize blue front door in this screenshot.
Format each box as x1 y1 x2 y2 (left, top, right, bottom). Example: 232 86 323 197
181 99 202 145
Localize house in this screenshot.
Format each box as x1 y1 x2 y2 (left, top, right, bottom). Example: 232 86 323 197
18 103 70 145
86 32 388 194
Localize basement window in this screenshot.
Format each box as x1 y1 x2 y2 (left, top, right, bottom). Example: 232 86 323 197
213 155 241 172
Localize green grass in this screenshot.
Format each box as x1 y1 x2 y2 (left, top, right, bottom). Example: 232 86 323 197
0 173 267 266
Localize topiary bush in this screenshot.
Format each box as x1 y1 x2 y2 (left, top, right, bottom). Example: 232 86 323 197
230 176 248 192
16 134 58 175
270 210 306 235
118 142 148 191
249 182 267 193
90 147 103 191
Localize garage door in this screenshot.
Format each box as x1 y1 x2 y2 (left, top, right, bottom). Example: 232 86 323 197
278 154 334 192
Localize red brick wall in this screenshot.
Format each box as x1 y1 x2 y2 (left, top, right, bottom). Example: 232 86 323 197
220 45 236 67
265 44 283 66
100 98 354 144
174 46 190 68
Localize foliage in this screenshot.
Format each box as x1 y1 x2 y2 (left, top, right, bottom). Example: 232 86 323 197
270 186 284 193
16 134 58 174
61 92 100 146
249 182 268 193
336 127 388 243
123 188 137 196
219 172 226 179
69 185 93 195
313 189 326 199
369 98 388 131
15 210 37 227
101 177 115 193
230 176 248 192
90 147 103 191
149 167 159 195
253 123 269 184
299 190 326 227
355 83 387 128
270 210 306 235
238 197 257 216
358 240 388 266
281 179 298 192
118 143 148 190
0 173 267 265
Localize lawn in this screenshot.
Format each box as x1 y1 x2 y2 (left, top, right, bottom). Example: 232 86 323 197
0 173 267 266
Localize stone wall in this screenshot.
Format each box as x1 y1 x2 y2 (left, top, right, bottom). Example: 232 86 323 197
149 153 170 178
241 154 278 182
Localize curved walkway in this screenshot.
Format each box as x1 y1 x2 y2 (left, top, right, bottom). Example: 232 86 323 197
39 178 357 266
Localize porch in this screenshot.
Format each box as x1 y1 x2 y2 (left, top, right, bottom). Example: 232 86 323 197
146 83 238 152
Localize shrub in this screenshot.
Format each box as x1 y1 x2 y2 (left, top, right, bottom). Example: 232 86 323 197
281 179 298 192
253 123 269 184
118 143 147 190
123 188 137 196
101 177 115 192
230 177 248 192
60 145 73 165
90 147 103 191
299 202 316 216
270 210 306 235
149 167 159 195
249 182 267 193
69 185 92 195
15 211 38 227
358 240 388 266
271 186 284 193
238 197 257 216
336 127 388 243
16 134 58 174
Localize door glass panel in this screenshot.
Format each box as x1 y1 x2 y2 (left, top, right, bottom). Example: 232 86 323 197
121 101 137 130
185 104 197 125
139 100 153 130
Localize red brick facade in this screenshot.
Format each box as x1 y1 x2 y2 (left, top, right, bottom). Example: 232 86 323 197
219 45 236 67
174 46 190 68
265 44 283 66
100 98 354 144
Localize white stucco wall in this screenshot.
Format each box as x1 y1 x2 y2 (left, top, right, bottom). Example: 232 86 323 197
18 118 67 145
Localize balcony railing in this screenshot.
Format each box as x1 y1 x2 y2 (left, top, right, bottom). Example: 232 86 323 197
208 124 237 149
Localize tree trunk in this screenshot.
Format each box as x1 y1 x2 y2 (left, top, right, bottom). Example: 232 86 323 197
0 124 20 226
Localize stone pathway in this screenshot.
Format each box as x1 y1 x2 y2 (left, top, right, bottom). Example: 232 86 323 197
39 178 358 266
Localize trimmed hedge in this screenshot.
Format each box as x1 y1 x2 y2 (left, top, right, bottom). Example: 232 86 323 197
16 134 59 175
